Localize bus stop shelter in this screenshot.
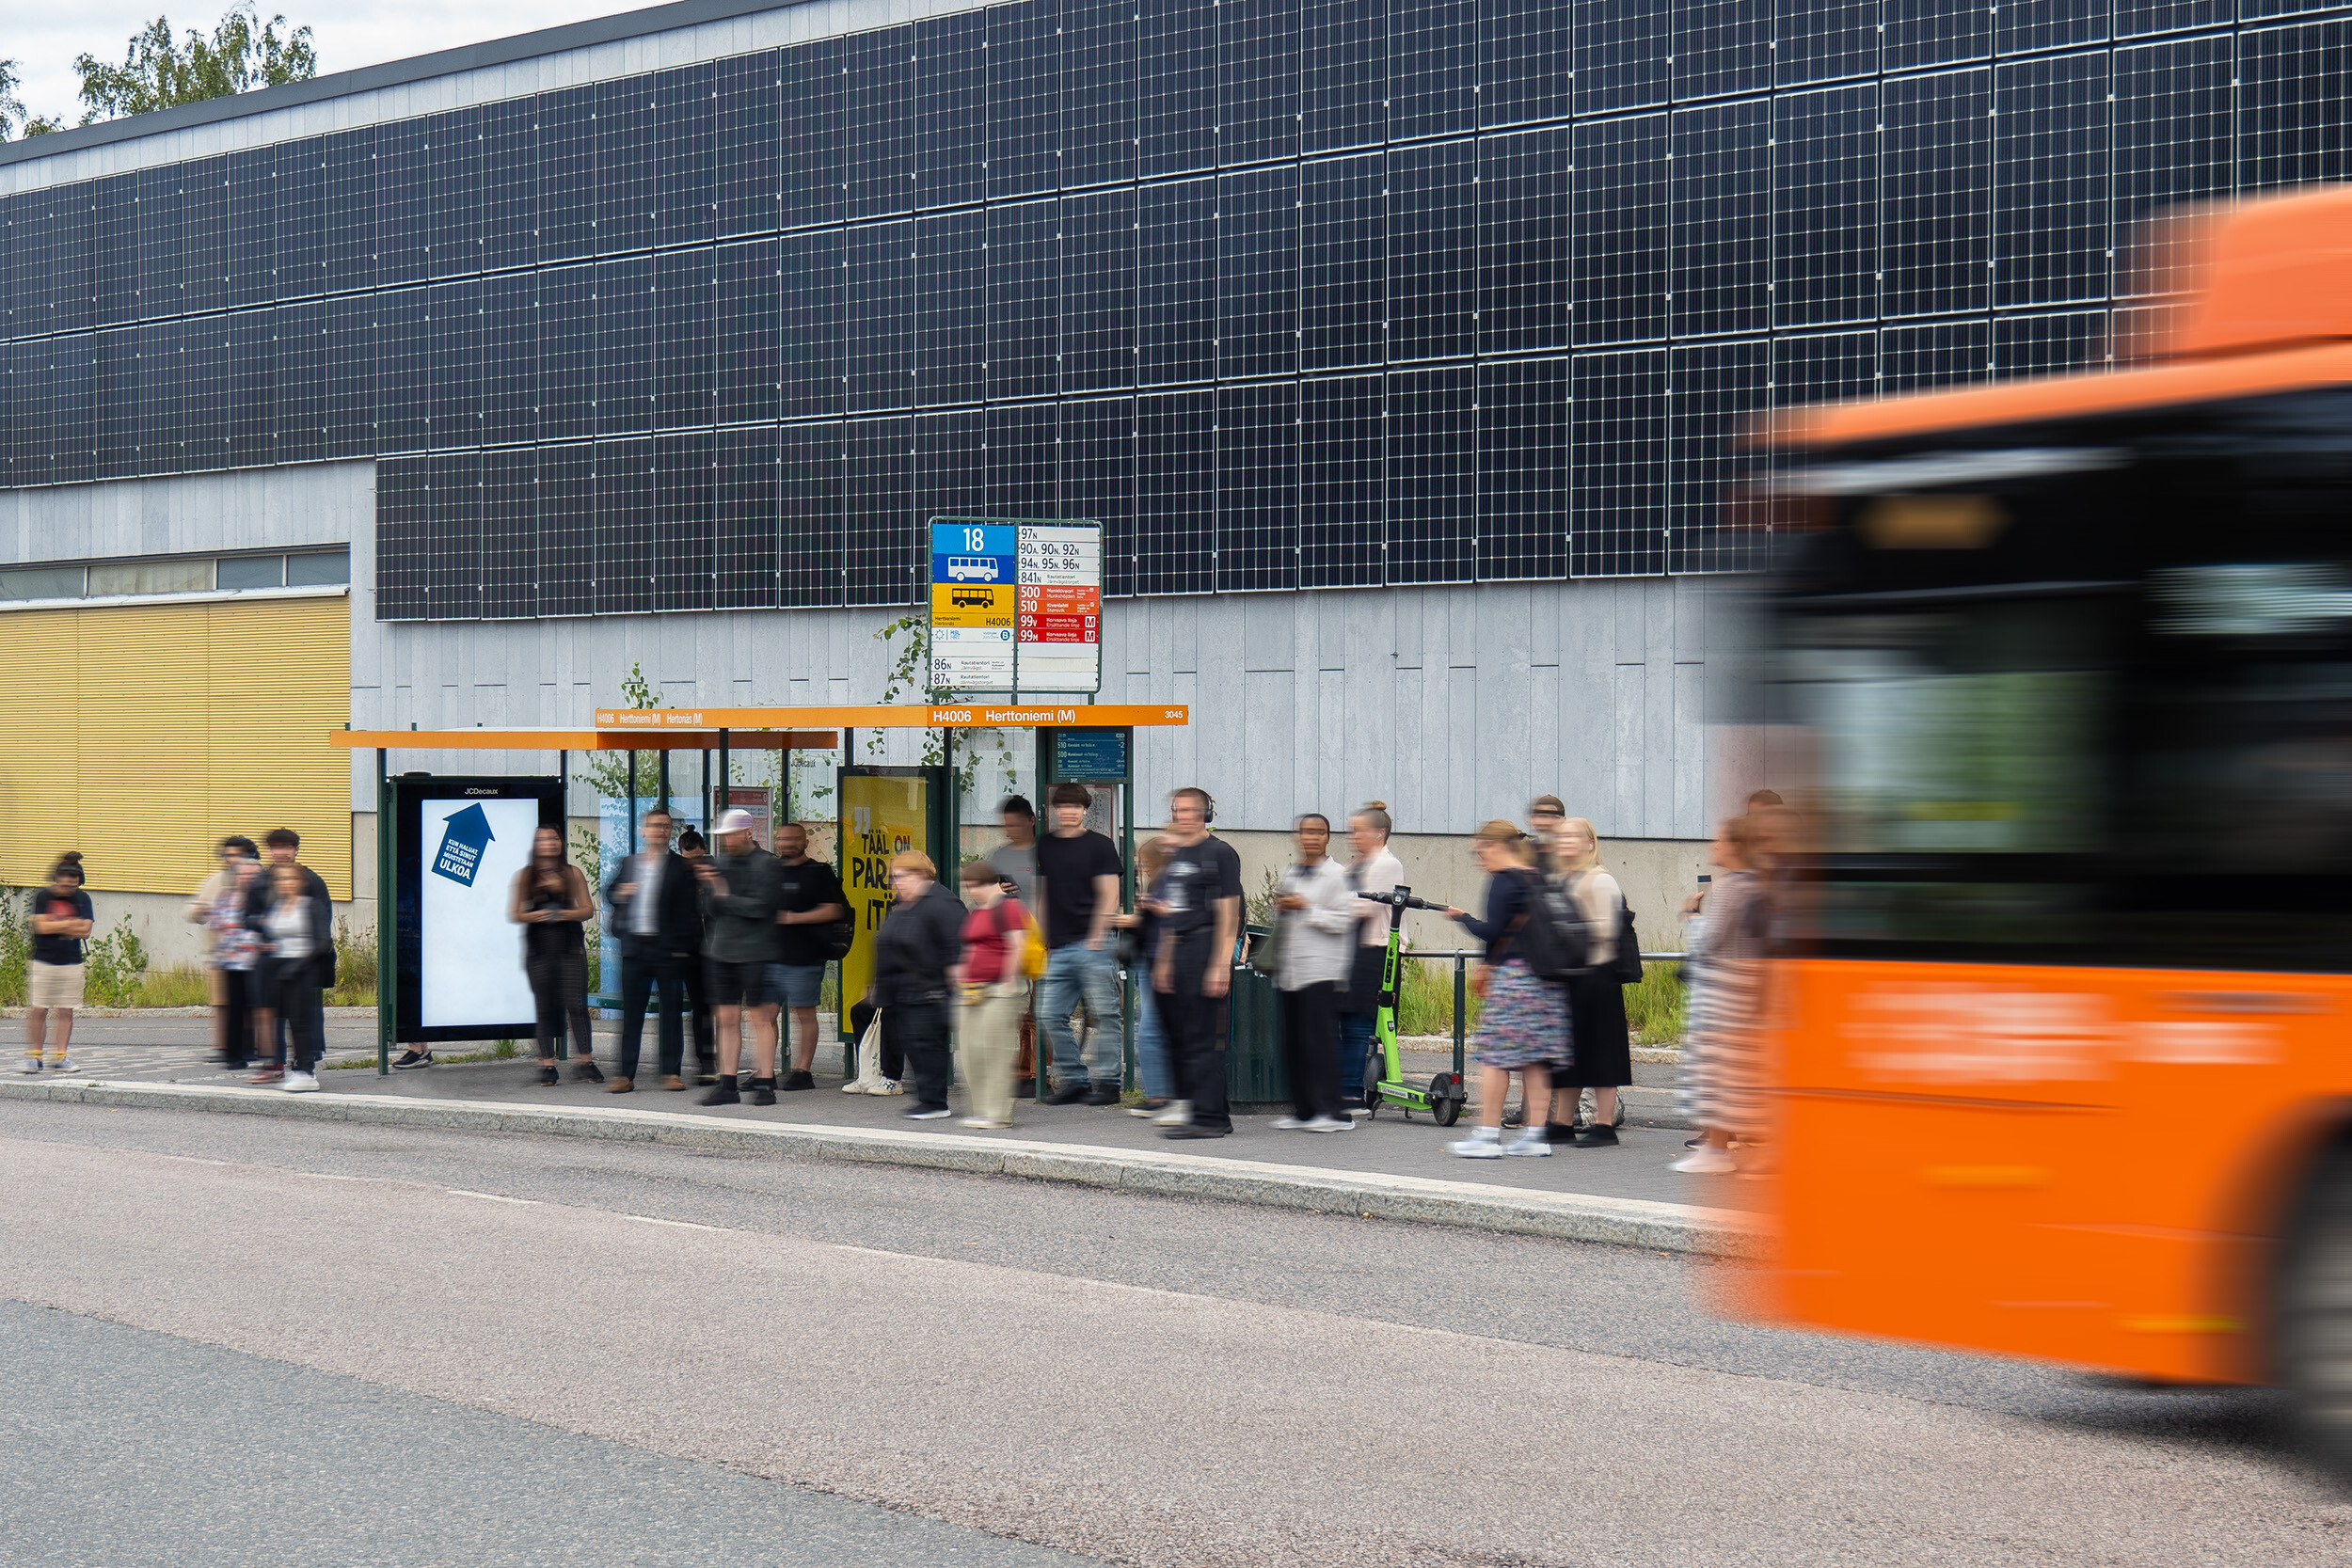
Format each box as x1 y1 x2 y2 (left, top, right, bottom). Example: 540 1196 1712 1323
332 704 1188 1076
333 726 836 1073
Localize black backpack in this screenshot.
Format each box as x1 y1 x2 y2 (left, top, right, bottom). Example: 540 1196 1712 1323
1510 871 1593 981
821 913 857 961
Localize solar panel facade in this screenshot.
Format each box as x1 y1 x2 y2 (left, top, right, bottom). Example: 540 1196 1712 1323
0 0 2339 615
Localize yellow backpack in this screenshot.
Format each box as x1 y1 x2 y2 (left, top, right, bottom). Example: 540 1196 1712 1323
1015 900 1049 981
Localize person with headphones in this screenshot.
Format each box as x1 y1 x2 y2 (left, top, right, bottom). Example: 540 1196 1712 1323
1148 785 1243 1138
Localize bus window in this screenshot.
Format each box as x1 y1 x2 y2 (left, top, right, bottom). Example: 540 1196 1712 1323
1780 594 2118 951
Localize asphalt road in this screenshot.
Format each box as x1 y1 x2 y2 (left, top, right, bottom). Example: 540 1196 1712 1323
2 1099 2345 1566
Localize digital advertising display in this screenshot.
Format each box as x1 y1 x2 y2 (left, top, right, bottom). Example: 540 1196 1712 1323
393 776 564 1043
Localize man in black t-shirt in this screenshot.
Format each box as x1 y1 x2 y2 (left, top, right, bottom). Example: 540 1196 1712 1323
1148 786 1242 1137
769 822 848 1090
1035 783 1126 1105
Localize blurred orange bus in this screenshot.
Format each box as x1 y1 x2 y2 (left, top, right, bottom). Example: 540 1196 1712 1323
1737 185 2352 1460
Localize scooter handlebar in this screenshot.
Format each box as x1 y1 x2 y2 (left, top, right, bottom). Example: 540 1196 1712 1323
1357 885 1447 914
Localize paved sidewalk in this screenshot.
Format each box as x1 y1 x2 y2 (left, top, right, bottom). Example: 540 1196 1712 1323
12 1015 1747 1250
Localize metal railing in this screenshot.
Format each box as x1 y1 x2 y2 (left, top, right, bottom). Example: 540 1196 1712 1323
1386 948 1687 1078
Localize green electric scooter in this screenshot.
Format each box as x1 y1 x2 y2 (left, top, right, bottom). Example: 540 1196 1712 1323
1357 885 1467 1126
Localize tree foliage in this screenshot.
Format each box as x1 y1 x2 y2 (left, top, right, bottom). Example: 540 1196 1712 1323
72 5 316 125
0 58 60 139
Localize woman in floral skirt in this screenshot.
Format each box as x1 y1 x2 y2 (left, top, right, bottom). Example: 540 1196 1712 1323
1441 821 1569 1159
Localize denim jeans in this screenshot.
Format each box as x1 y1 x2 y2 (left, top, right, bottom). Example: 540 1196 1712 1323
1132 983 1173 1101
1037 942 1122 1089
1339 1010 1375 1098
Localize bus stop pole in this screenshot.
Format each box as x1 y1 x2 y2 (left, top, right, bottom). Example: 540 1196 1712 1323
627 751 639 856
719 730 730 821
376 746 391 1076
1033 726 1051 1105
554 749 571 1062
1120 767 1135 1090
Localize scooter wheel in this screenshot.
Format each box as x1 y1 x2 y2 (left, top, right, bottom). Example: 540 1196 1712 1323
1431 1073 1464 1127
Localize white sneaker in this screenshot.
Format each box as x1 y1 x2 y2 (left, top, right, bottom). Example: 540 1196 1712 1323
1271 1116 1310 1131
1302 1116 1353 1133
959 1117 1012 1130
282 1071 321 1094
1448 1128 1503 1159
1154 1099 1193 1127
17 1057 39 1074
1671 1145 1737 1175
873 1079 906 1096
1502 1129 1551 1157
48 1057 79 1075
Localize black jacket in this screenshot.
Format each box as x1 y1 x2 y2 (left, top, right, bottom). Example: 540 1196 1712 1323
872 881 965 1007
604 850 701 957
244 863 336 986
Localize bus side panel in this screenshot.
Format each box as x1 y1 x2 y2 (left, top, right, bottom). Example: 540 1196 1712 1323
1731 958 2352 1386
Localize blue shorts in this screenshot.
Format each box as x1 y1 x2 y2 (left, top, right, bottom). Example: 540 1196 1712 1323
766 962 825 1009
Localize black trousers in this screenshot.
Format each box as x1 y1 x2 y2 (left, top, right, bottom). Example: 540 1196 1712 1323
275 962 324 1071
1279 980 1343 1123
681 950 716 1073
618 947 689 1081
260 963 324 1066
887 1001 951 1108
526 946 593 1061
218 969 254 1068
1156 940 1232 1132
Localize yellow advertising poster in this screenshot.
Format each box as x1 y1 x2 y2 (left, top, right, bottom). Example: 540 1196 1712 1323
930 581 1014 626
837 770 932 1031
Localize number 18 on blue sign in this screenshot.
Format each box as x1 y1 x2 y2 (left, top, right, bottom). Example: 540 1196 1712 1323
930 522 1014 586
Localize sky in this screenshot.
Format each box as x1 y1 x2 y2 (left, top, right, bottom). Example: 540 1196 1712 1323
3 2 640 127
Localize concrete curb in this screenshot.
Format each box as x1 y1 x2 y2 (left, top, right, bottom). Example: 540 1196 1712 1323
0 1079 1756 1257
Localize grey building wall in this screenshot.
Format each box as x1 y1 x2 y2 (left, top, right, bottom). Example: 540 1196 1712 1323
358 573 1724 841
0 459 369 564
4 460 1729 845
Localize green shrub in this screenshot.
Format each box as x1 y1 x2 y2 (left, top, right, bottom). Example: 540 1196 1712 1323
82 919 150 1006
326 919 378 1007
0 887 25 1006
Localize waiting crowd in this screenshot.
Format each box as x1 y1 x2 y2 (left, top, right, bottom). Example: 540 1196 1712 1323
24 788 1780 1169
19 831 336 1087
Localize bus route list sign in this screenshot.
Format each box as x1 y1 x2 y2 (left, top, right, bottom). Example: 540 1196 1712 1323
928 518 1102 695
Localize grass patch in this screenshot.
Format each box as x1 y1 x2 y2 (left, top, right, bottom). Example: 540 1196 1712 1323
1385 953 1684 1047
1396 955 1481 1038
1625 959 1684 1047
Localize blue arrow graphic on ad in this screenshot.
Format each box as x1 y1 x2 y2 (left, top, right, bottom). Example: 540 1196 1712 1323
433 802 496 887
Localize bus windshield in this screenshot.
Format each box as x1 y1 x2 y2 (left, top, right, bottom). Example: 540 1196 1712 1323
1770 388 2352 973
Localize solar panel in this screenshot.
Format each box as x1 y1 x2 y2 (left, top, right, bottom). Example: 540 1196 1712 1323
2 2 2341 613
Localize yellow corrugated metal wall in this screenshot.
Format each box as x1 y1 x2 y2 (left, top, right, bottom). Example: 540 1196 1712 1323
0 596 351 899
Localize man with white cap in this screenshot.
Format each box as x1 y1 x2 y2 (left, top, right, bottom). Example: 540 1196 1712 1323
695 808 786 1105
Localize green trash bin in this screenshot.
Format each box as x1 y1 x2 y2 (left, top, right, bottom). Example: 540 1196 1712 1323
1224 930 1289 1111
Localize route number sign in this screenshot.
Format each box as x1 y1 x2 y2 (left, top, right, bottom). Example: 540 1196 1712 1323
928 518 1102 694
